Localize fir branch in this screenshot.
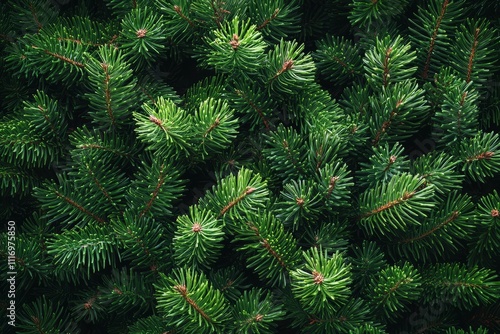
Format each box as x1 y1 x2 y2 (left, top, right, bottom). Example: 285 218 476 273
102 62 115 125
275 179 322 230
134 97 193 157
359 173 436 237
391 191 475 263
363 35 417 89
29 1 43 32
173 206 224 269
155 267 228 332
289 298 371 333
173 5 195 28
349 0 409 29
409 0 465 80
291 247 351 315
460 131 500 182
422 264 500 310
246 0 300 42
9 0 59 34
196 16 267 78
257 8 279 31
200 167 269 225
139 163 167 218
57 191 106 224
246 220 287 269
113 212 171 272
358 142 410 188
1 2 499 332
99 267 152 317
85 45 138 129
219 186 256 218
35 174 109 226
0 163 39 197
368 80 429 145
120 7 166 68
42 48 85 68
421 0 450 79
234 88 270 130
404 211 458 243
176 283 212 322
369 262 422 320
264 125 307 182
468 190 500 263
265 39 316 95
127 156 185 220
209 266 249 302
192 97 239 159
450 18 498 93
16 297 77 333
361 190 415 218
46 225 118 279
466 27 480 83
235 210 301 287
70 126 135 162
230 288 285 333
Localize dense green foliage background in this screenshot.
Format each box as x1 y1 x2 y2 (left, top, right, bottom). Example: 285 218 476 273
0 0 499 333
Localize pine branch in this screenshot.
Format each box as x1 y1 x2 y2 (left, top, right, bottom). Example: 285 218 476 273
119 7 166 69
265 39 316 96
85 45 139 129
199 167 269 226
46 224 119 280
16 296 78 333
173 205 224 270
459 131 500 182
363 34 417 89
449 18 498 94
155 267 229 333
358 173 436 237
126 155 185 219
409 0 466 80
422 263 500 310
195 16 267 78
112 211 172 273
313 35 363 86
390 191 475 263
368 262 422 321
134 97 193 157
235 210 301 287
290 247 351 315
357 142 410 189
229 288 285 333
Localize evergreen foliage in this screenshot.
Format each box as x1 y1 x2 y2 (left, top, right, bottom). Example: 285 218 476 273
0 0 499 333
